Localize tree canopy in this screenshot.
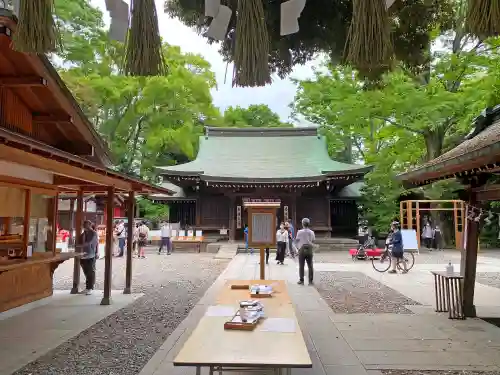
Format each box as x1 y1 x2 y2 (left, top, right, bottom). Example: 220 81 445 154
221 104 292 128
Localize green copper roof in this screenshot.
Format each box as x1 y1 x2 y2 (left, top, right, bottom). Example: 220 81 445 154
157 127 372 182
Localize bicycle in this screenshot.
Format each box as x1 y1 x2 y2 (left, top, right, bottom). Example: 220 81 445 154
372 245 415 273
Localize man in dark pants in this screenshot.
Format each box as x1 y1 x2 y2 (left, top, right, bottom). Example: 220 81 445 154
295 218 315 285
77 220 98 295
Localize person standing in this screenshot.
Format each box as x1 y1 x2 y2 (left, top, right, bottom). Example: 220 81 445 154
276 223 288 265
77 220 98 295
388 221 407 274
295 218 315 285
433 224 443 251
158 221 172 255
421 221 433 251
115 220 126 257
285 220 295 258
137 221 149 259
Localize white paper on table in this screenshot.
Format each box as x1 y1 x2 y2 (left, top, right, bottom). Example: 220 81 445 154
205 305 236 317
187 230 194 237
205 5 232 41
280 0 307 36
195 230 203 237
26 245 33 258
260 318 296 333
178 230 186 237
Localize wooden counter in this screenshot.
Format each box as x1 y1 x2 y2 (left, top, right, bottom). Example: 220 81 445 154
0 252 80 312
174 280 312 372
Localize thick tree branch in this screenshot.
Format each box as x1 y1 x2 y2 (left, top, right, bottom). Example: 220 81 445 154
371 116 425 135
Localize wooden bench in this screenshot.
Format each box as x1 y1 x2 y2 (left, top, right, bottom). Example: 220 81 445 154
172 237 204 253
174 279 312 374
431 271 465 320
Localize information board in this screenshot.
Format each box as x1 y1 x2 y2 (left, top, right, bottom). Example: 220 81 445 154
401 229 419 251
251 213 273 244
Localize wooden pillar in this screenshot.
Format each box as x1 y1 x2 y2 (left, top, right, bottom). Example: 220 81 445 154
101 186 114 305
399 201 403 227
49 193 59 255
195 198 201 226
461 193 479 317
22 189 31 257
71 190 84 294
229 196 236 241
407 201 413 230
124 191 135 294
291 195 297 233
68 198 75 246
326 196 332 237
416 202 421 247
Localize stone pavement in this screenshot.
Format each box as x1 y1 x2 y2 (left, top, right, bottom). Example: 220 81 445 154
139 252 500 375
0 290 143 374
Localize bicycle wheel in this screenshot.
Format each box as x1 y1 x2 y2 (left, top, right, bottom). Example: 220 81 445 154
372 252 391 272
397 252 415 271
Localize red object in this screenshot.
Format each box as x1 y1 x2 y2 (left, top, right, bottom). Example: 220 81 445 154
58 229 70 242
349 248 383 257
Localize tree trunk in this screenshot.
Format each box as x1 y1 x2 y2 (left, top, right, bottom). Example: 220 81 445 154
423 128 445 161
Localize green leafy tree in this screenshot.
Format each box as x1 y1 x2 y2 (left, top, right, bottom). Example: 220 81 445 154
221 105 291 128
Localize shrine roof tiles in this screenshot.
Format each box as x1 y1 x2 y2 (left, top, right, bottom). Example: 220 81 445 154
157 126 371 182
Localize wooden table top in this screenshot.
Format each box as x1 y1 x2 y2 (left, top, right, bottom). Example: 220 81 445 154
0 252 80 272
173 279 312 369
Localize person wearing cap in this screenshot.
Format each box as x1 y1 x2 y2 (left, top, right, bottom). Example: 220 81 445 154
388 221 407 274
294 218 316 285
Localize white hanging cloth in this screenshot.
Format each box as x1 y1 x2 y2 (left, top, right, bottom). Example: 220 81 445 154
205 5 232 41
11 0 20 16
386 0 396 8
280 0 307 36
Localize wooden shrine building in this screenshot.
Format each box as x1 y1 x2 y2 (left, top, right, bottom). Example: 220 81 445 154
154 127 372 240
399 105 500 317
0 9 172 312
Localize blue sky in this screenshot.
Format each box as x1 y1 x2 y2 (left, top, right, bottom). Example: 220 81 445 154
91 0 318 122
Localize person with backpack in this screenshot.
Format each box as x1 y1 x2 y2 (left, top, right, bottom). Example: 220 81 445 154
114 220 126 257
137 221 149 259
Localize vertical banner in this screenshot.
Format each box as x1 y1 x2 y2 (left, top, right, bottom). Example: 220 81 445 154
236 205 242 229
284 205 289 222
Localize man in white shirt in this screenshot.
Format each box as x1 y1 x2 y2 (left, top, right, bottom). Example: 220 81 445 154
294 218 315 285
158 221 172 255
115 220 126 257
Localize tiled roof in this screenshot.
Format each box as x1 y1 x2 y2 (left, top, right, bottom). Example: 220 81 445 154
157 127 372 182
399 105 500 184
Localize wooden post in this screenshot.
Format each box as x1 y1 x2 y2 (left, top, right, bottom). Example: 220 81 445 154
229 196 236 241
461 193 479 317
71 190 84 294
326 197 332 237
453 201 459 250
68 198 75 246
124 191 135 295
399 201 403 228
101 186 114 305
291 196 297 233
22 189 31 257
416 201 421 248
259 246 265 280
50 193 59 256
407 201 413 230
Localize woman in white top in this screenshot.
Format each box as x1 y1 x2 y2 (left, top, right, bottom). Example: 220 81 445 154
276 223 288 265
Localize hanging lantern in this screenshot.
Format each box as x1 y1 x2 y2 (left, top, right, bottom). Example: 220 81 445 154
13 0 60 53
123 0 166 76
465 0 500 39
344 0 393 77
233 0 271 87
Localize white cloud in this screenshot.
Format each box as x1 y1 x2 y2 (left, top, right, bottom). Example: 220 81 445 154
91 0 316 121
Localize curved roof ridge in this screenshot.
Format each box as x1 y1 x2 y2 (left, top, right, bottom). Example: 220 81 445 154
204 126 319 137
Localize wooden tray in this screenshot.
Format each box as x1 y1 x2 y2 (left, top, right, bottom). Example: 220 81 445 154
250 292 273 298
231 284 249 290
224 320 258 331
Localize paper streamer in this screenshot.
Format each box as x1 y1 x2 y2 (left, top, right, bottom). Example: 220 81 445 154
386 0 396 8
205 5 232 41
280 0 306 36
11 0 20 15
205 0 220 18
108 0 129 43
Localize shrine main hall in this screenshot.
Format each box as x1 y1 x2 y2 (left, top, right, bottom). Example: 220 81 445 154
154 127 371 240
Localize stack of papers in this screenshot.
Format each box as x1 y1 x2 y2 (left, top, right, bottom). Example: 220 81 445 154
250 285 273 294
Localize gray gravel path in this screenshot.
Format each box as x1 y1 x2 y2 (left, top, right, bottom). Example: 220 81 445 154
382 371 500 375
315 271 420 314
12 252 229 375
476 272 500 289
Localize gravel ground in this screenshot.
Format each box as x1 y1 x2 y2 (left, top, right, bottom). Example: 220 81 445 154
315 271 420 314
13 250 229 375
382 371 500 375
314 250 463 264
476 272 500 289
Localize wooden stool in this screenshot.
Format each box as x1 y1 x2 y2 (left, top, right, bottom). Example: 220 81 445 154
431 271 465 320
